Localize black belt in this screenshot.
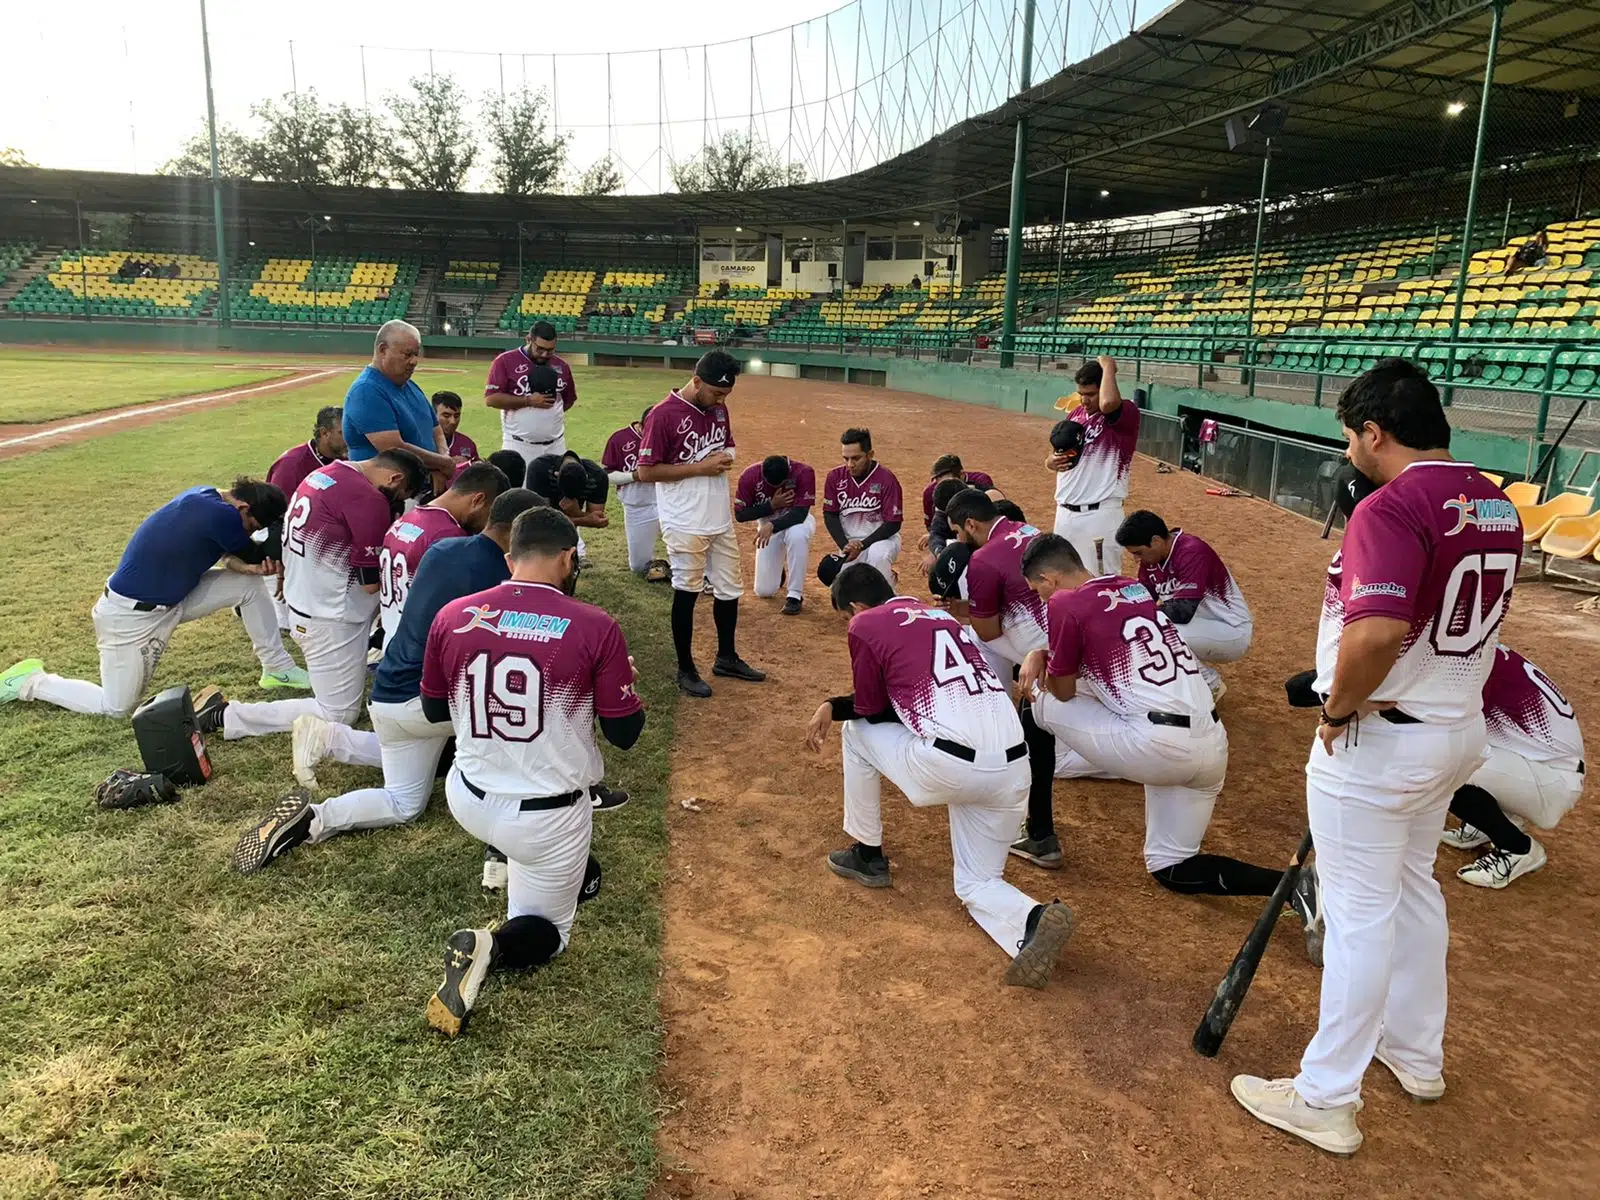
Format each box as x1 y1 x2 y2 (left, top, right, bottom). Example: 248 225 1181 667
461 774 584 811
288 604 315 619
1147 709 1221 728
933 738 1027 763
1378 709 1422 725
510 433 560 446
105 587 162 612
1578 760 1586 776
1058 501 1102 513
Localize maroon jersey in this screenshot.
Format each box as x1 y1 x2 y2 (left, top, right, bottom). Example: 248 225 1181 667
824 463 905 540
1055 400 1140 507
734 458 817 517
1313 461 1521 724
601 422 654 507
965 516 1047 643
638 390 736 535
378 505 468 640
485 348 577 446
282 460 394 623
1045 575 1209 718
921 470 994 526
848 597 1021 752
447 431 479 460
267 441 335 498
1484 646 1584 768
1136 529 1251 631
422 580 642 795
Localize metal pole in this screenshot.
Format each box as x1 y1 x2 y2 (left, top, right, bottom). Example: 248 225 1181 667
998 0 1038 369
1446 1 1505 401
1500 194 1512 246
199 0 231 327
658 50 664 192
1050 165 1071 352
1243 140 1272 394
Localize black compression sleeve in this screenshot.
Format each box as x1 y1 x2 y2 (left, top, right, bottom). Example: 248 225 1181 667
737 499 775 522
421 694 450 723
1161 597 1200 624
824 511 848 548
357 566 381 586
769 506 810 533
860 520 903 549
827 695 898 723
599 709 646 750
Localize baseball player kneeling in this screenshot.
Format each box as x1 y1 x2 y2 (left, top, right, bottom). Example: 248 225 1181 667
421 507 645 1037
1010 534 1320 945
735 454 818 615
803 562 1075 989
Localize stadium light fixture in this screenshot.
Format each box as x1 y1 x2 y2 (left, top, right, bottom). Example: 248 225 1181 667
735 225 743 232
913 220 921 226
443 321 452 333
248 240 256 246
1446 100 1466 117
749 357 763 368
1099 189 1110 197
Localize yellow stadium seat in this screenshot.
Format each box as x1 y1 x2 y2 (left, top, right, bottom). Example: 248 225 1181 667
1517 493 1593 542
1481 472 1504 486
1540 512 1600 561
1502 481 1540 506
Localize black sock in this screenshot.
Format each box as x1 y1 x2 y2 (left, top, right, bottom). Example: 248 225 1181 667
490 914 562 971
855 842 883 860
1150 854 1286 896
712 597 738 660
671 588 699 674
1450 784 1532 854
1020 702 1056 841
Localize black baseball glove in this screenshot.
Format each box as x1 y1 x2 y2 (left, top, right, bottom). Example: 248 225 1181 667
95 768 181 811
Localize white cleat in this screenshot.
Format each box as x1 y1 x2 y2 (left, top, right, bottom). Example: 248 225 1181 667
1439 822 1490 851
1373 1042 1446 1102
291 712 331 790
1457 839 1547 890
1230 1076 1363 1157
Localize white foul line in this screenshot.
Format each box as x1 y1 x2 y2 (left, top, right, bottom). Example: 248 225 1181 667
0 369 344 451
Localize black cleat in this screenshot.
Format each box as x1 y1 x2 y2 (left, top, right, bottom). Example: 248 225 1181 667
577 853 603 905
193 685 227 736
827 843 892 888
676 670 713 699
1004 901 1076 988
590 784 629 813
231 789 313 874
781 596 803 616
713 656 766 682
425 927 492 1037
1008 833 1063 869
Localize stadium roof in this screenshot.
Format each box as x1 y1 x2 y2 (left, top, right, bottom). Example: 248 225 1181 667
3 0 1597 232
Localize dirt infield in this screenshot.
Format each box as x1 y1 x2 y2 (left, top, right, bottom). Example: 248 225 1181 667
653 376 1599 1199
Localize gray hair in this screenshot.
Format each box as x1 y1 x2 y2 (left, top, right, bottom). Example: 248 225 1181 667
375 319 421 353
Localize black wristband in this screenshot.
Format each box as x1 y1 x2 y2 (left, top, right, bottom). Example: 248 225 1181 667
1319 705 1357 728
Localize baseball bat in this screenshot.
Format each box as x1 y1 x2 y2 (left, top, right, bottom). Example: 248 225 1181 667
1093 536 1105 574
1191 829 1314 1058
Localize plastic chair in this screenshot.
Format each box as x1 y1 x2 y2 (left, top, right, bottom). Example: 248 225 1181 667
1540 512 1600 561
1503 481 1541 506
1481 471 1504 486
1517 492 1594 542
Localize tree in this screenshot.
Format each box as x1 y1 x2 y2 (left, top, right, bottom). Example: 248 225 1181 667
0 147 36 168
482 87 568 195
327 104 388 188
385 75 477 192
244 89 336 184
670 131 806 193
159 124 256 177
575 154 623 196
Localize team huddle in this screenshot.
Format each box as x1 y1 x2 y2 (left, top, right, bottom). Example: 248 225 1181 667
0 329 1583 1155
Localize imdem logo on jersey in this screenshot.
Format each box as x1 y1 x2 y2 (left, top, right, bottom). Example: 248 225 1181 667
391 521 426 544
305 470 336 491
1442 494 1519 536
453 604 572 641
1097 580 1152 611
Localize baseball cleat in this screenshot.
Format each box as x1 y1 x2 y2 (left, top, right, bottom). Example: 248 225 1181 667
675 669 713 699
590 784 629 813
781 596 803 616
1008 833 1063 869
577 852 603 905
712 656 766 683
1229 1076 1362 1156
192 686 228 736
259 665 312 691
1457 839 1547 889
1439 822 1490 851
1004 900 1075 988
1372 1041 1446 1102
0 658 43 704
827 844 892 888
1209 677 1228 704
291 713 331 789
231 789 314 874
425 928 493 1038
481 846 508 891
1290 864 1324 967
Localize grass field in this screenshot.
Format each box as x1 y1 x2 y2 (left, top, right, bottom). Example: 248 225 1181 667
0 358 687 1198
0 350 308 424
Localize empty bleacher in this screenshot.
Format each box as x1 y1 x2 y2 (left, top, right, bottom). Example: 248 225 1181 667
8 250 218 318
441 259 499 289
226 254 419 324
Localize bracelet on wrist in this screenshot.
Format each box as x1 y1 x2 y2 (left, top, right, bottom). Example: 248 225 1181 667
1319 705 1357 728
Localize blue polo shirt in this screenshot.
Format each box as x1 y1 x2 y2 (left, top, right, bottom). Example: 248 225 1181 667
371 533 510 704
107 487 253 607
343 365 437 462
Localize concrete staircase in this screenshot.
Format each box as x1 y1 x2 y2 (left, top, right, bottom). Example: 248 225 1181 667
483 266 523 333
0 245 60 307
405 263 439 328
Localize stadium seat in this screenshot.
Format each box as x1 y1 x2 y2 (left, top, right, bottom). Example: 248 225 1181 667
1481 471 1505 486
1502 481 1541 506
1517 493 1594 542
1539 512 1600 561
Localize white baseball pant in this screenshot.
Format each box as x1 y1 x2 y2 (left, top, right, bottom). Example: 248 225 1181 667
850 535 901 588
219 616 380 768
499 433 566 473
1055 746 1116 780
20 575 296 718
621 501 661 573
262 575 292 632
1053 502 1124 576
754 515 816 600
1294 716 1487 1109
665 528 744 601
1468 745 1582 830
977 623 1048 677
307 697 451 840
1174 613 1253 692
841 719 1039 958
445 768 593 948
1034 691 1227 871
